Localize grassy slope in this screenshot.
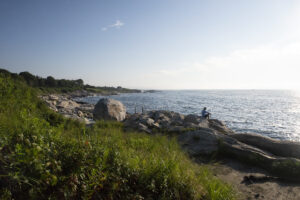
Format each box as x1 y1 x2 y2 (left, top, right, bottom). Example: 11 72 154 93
0 74 235 199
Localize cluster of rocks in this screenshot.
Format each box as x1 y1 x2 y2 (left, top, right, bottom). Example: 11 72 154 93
40 94 94 123
124 110 234 135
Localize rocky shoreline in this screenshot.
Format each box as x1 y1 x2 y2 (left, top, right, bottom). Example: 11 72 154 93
41 94 300 183
40 93 95 124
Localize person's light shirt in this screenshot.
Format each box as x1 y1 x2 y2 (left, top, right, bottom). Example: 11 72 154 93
202 109 208 117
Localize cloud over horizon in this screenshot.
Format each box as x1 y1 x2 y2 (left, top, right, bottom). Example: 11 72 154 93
137 39 300 90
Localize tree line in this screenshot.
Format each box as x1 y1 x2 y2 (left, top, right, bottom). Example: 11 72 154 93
0 68 84 91
0 68 141 93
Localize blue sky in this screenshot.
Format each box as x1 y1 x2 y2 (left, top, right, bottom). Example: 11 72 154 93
1 0 300 89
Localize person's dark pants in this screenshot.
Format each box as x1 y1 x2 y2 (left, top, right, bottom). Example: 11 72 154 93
204 114 210 119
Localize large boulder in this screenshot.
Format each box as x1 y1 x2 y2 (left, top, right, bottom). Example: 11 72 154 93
93 98 126 121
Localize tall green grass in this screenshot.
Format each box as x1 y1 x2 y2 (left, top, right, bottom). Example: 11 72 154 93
0 74 235 199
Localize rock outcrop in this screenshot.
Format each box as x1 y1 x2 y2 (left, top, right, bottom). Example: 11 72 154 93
219 134 300 181
178 128 219 156
124 110 233 135
231 133 300 159
93 98 126 121
177 128 300 181
40 94 94 123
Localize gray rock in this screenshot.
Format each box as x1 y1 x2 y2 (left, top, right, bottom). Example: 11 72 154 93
49 105 58 112
152 122 160 129
184 114 201 124
138 123 152 134
57 100 79 109
150 110 172 121
219 134 300 181
183 122 199 129
77 110 84 118
208 119 235 135
158 118 171 129
172 113 185 121
93 98 126 121
49 94 59 101
231 133 300 159
143 118 155 127
178 129 219 155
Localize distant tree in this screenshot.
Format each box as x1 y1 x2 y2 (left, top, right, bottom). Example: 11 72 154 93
0 68 11 75
38 77 45 87
84 84 95 88
45 76 57 87
10 73 20 80
19 71 38 86
57 79 67 87
75 79 84 86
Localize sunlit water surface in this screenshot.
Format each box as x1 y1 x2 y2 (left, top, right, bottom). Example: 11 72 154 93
78 90 300 141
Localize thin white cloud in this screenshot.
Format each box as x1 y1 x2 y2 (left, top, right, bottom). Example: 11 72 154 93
102 20 124 31
149 40 300 89
110 20 124 28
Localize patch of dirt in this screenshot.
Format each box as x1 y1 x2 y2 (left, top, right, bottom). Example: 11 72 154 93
202 158 300 200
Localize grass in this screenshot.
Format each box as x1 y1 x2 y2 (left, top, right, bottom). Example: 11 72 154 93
0 73 235 199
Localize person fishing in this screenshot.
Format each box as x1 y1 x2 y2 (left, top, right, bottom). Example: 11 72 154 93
201 107 210 119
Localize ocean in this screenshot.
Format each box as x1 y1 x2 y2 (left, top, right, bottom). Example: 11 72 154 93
78 90 300 141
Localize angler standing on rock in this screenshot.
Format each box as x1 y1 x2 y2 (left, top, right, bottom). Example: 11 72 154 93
201 107 210 119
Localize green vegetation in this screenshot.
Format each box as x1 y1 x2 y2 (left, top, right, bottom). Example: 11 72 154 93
0 68 141 94
0 72 235 199
83 84 141 95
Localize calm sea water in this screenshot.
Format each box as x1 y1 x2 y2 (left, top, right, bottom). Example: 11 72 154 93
78 90 300 141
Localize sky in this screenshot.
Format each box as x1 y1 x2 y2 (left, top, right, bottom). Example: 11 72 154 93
1 0 300 90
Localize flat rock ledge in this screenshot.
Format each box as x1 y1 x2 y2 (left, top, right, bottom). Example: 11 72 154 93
180 129 300 182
